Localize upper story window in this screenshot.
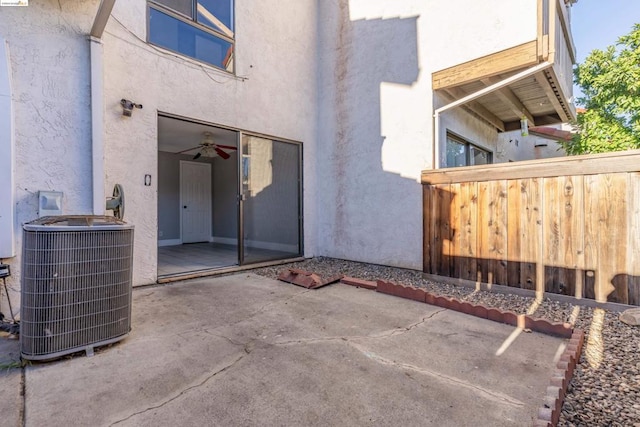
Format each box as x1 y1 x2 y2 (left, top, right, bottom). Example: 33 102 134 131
445 133 492 168
148 0 234 72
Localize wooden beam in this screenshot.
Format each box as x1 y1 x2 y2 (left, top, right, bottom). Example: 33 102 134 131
432 41 539 90
421 150 640 185
482 77 535 126
442 87 506 132
534 71 570 122
537 0 545 60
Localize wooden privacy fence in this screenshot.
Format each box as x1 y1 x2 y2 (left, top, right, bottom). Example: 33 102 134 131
422 150 640 306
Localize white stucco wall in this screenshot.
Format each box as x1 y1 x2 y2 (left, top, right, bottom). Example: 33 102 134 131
103 0 318 285
0 1 98 315
316 0 534 270
350 0 538 72
496 127 568 162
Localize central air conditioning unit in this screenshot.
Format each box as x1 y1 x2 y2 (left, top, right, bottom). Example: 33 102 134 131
20 215 134 360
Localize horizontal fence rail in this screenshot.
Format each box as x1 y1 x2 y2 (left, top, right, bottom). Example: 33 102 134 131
422 150 640 306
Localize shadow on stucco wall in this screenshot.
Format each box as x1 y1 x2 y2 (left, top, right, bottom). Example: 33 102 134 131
316 1 422 269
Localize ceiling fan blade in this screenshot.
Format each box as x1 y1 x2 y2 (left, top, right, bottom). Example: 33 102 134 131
214 147 231 159
193 152 202 160
214 144 238 151
175 145 201 154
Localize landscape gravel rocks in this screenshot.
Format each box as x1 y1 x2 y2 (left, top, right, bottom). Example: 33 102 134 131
254 257 640 426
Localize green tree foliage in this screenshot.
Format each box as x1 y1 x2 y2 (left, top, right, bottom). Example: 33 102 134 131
564 23 640 155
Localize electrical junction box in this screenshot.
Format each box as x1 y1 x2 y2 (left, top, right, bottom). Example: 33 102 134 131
0 263 9 278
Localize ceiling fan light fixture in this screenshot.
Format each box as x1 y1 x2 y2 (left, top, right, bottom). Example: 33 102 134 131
201 132 215 145
174 130 236 160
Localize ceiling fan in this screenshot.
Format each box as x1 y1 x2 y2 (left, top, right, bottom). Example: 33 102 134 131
174 132 237 160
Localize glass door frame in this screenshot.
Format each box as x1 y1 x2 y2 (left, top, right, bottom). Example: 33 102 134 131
237 131 304 265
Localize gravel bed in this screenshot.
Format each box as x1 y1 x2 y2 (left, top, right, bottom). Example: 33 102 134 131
253 257 640 426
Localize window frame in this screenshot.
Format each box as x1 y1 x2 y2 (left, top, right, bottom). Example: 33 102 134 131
147 0 235 72
445 132 493 168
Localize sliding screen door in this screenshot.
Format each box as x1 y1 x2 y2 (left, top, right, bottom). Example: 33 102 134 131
240 135 301 264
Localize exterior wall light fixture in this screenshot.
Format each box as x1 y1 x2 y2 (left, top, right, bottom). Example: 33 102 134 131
120 99 143 117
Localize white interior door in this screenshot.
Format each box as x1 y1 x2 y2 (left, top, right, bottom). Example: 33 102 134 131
180 161 212 244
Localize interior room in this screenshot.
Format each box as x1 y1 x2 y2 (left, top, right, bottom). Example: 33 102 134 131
157 115 302 277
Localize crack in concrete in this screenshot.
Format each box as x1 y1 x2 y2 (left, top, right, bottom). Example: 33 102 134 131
274 309 446 346
247 289 314 320
132 289 314 345
191 289 315 338
200 330 247 347
349 342 525 408
20 365 26 427
368 308 446 339
268 308 523 408
108 347 251 426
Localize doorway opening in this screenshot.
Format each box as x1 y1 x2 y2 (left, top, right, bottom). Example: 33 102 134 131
157 115 303 277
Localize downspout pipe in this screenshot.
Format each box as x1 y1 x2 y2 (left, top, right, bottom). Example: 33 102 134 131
432 61 553 169
90 0 116 214
0 38 15 258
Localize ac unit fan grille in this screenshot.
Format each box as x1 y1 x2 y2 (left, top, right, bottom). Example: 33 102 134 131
21 228 134 360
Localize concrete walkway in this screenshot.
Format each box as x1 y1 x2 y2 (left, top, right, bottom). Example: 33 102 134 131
8 273 565 426
0 332 21 427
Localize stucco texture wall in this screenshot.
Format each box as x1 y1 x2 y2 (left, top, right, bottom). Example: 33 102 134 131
0 0 98 315
496 129 567 162
103 0 318 285
315 0 533 270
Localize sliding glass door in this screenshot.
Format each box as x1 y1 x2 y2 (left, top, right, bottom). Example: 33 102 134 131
239 135 302 264
157 113 302 277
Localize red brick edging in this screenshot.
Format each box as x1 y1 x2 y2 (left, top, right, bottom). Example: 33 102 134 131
340 276 585 427
278 269 343 289
535 328 585 426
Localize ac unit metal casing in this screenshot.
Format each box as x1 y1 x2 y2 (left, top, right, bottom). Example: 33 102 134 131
21 216 134 360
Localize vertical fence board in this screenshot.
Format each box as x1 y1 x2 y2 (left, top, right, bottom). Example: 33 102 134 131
582 175 598 300
450 183 463 279
477 182 491 284
429 184 441 275
561 175 584 298
434 184 452 276
454 182 467 280
477 181 508 285
423 185 433 274
468 182 479 282
519 178 542 291
507 179 522 287
543 175 582 297
453 182 478 281
427 184 441 275
543 177 562 294
493 180 508 286
597 174 629 303
628 172 640 305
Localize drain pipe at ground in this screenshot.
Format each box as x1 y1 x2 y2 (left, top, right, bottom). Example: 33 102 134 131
90 0 117 215
432 61 553 169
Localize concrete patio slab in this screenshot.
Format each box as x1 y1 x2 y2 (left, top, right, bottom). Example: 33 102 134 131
24 273 565 426
0 333 22 427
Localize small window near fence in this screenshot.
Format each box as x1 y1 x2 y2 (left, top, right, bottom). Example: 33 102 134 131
445 133 492 168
